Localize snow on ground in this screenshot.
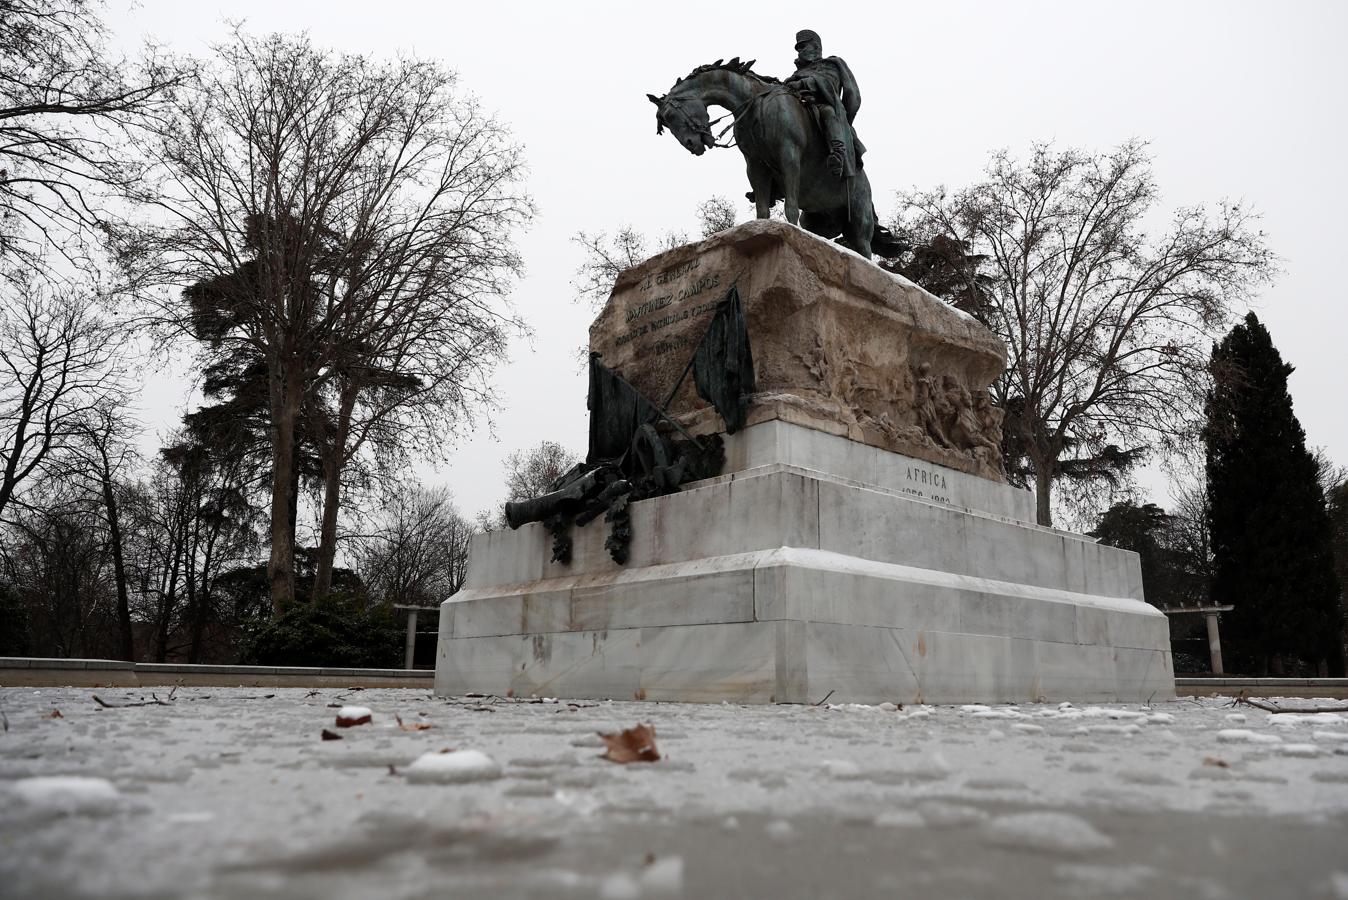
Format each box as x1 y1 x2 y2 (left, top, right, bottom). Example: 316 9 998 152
1 687 1346 899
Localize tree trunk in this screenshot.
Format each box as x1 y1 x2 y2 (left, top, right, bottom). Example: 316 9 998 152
312 455 342 601
1034 465 1054 528
189 521 219 664
267 366 303 614
312 384 357 602
100 471 134 662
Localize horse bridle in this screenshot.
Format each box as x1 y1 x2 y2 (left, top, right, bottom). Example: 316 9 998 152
655 95 750 149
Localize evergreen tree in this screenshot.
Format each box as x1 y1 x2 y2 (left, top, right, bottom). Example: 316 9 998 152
1090 501 1176 608
1328 480 1348 667
1204 313 1344 675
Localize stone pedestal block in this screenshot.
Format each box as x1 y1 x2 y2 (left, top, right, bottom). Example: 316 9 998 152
589 219 1009 480
435 421 1174 705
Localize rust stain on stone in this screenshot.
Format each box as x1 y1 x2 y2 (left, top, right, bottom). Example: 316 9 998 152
917 633 927 657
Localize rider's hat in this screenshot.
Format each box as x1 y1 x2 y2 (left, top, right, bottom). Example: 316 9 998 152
794 29 821 50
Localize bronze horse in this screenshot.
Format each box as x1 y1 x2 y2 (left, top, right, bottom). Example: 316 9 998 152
648 58 893 259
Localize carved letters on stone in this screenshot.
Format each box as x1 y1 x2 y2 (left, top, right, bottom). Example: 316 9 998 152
590 221 1009 484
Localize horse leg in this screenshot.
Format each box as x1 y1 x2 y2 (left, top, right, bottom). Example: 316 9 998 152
746 162 774 219
780 148 803 226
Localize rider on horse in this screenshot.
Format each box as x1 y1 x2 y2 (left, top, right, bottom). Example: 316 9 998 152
786 30 865 180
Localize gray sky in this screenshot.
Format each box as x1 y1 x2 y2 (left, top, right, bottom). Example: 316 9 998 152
107 0 1348 518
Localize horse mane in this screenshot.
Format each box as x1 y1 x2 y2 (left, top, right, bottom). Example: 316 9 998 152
671 57 781 90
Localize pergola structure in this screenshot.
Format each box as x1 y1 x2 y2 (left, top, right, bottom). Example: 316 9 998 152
1161 602 1235 674
393 604 438 670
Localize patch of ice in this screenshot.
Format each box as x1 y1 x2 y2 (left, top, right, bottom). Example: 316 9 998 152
765 819 794 841
874 810 924 827
1225 713 1247 723
1216 729 1282 745
10 776 119 814
1278 744 1321 758
1146 713 1175 724
1074 723 1142 736
1312 730 1348 743
972 709 1023 720
960 704 992 713
1054 863 1157 892
1270 713 1345 727
917 801 989 828
984 811 1114 853
553 789 601 816
403 749 501 784
640 856 684 894
1012 723 1045 734
599 872 641 900
1081 707 1145 720
166 811 215 824
819 759 861 778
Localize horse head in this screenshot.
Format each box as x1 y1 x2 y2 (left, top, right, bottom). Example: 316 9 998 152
647 92 715 156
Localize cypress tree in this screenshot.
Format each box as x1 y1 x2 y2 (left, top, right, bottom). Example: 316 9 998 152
1204 313 1344 675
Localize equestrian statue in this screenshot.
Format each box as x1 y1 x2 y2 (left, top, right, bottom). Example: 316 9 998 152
648 30 902 259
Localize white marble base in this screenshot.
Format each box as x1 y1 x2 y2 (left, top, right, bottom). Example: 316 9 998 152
435 422 1174 704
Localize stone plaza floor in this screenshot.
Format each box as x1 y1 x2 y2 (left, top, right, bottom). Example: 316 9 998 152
1 686 1346 899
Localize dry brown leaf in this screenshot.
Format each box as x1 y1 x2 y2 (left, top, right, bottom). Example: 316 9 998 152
598 723 661 764
46 709 63 719
321 729 343 741
1202 756 1229 768
395 714 433 732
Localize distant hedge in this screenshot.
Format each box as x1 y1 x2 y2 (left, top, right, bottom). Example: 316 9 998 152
244 594 402 669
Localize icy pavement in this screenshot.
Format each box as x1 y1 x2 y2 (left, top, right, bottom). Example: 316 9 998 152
1 688 1346 899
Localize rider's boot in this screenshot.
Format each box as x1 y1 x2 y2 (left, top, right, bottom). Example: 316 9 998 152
827 140 846 178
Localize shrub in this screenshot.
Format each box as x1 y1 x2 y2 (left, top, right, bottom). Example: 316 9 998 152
243 593 402 669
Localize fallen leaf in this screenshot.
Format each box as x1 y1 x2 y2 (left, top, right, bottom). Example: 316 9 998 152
1202 756 1229 768
395 714 433 732
321 729 343 741
598 723 661 764
46 709 63 719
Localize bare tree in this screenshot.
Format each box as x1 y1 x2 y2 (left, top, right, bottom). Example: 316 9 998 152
356 483 473 607
0 478 119 659
898 142 1274 525
477 440 582 530
121 32 532 611
0 0 183 270
0 282 125 522
570 223 695 310
67 403 138 660
696 195 738 236
504 440 581 501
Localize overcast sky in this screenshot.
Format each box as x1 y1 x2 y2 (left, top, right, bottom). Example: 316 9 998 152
106 0 1347 518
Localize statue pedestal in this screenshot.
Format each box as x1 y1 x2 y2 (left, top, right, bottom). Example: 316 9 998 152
434 223 1174 704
